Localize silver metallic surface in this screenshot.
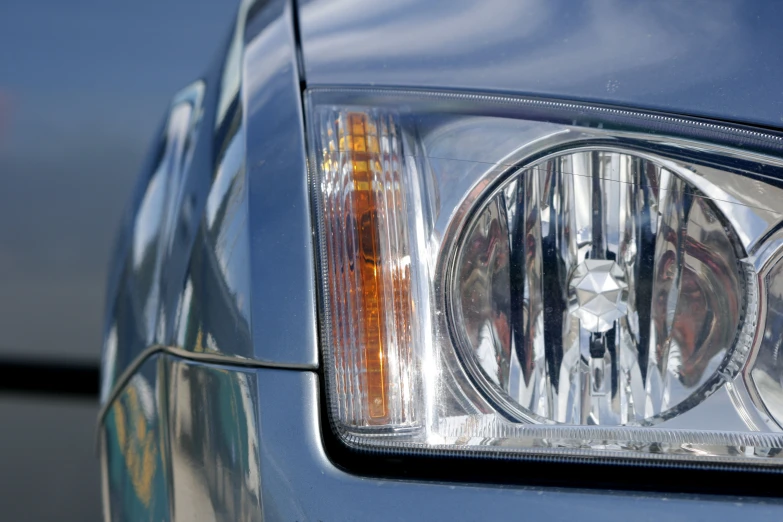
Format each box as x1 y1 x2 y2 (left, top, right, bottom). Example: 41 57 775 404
102 354 783 521
101 352 262 521
101 0 319 402
569 260 628 334
298 0 783 129
102 355 170 521
743 230 783 430
98 343 307 425
161 1 253 365
243 0 319 367
100 0 783 516
165 356 262 520
102 81 209 400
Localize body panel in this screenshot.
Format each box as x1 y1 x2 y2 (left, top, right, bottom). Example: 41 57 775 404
103 355 783 521
101 0 783 518
243 0 319 368
102 0 319 398
165 356 262 520
298 0 783 129
102 356 170 521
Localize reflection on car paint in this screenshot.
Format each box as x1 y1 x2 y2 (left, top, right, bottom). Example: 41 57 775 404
166 356 262 520
103 357 169 521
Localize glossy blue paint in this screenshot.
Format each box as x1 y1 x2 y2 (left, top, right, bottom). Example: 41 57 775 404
164 356 262 520
101 0 318 400
102 355 170 521
170 11 255 364
100 0 783 517
101 352 263 521
243 0 319 367
103 355 783 521
297 0 783 129
101 61 231 396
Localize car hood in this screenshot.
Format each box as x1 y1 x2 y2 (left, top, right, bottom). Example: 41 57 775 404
297 0 783 129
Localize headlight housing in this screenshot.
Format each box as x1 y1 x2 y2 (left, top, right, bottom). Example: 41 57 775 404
307 88 783 465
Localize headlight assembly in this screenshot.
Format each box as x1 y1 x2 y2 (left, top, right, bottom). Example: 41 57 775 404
306 88 783 465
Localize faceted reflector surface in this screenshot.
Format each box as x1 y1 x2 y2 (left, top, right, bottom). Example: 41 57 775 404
570 260 628 333
452 150 746 426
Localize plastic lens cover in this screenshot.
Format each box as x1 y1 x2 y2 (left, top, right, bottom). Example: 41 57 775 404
307 88 783 465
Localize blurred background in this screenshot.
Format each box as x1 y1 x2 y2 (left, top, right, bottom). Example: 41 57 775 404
0 1 237 519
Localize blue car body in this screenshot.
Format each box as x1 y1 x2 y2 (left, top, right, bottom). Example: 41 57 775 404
99 0 783 519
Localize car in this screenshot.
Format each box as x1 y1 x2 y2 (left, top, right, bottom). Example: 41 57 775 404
99 0 783 520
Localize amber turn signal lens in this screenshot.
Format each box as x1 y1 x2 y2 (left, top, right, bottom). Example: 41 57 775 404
344 112 387 420
317 109 418 429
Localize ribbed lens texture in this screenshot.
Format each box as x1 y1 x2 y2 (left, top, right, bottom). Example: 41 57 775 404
317 108 417 429
453 150 746 425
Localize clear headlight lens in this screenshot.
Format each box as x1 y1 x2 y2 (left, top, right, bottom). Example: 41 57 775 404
307 88 783 464
453 149 748 426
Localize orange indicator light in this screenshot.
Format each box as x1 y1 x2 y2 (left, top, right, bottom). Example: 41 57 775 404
318 107 417 430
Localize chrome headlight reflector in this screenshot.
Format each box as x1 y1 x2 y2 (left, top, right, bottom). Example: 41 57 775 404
307 88 783 465
452 149 749 427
